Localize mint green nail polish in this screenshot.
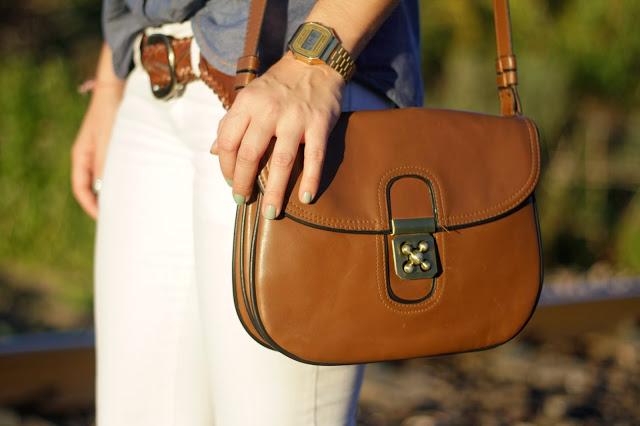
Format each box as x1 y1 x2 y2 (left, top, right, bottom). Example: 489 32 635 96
264 204 277 220
302 191 313 204
233 193 245 205
225 178 233 187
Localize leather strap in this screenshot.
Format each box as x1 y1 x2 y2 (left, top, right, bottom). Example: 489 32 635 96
141 35 196 88
237 0 522 116
141 34 236 108
234 0 268 91
493 0 522 116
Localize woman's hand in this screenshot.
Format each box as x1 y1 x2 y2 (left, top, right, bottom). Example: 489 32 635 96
212 51 345 219
71 43 124 219
71 84 123 219
212 0 399 219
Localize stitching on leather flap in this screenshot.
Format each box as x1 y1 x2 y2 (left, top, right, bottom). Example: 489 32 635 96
443 118 539 225
258 115 540 232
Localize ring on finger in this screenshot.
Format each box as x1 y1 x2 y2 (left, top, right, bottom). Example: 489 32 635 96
92 178 103 196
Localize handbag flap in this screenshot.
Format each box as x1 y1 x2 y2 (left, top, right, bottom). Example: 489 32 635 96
257 107 540 232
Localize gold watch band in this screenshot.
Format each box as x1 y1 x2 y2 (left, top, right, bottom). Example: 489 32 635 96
287 22 356 81
327 44 356 81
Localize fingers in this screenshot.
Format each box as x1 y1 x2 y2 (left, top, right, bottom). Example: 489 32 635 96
218 107 332 220
94 133 110 182
215 110 250 186
71 140 98 220
261 123 304 219
298 122 329 205
213 61 342 219
209 111 228 156
229 118 274 205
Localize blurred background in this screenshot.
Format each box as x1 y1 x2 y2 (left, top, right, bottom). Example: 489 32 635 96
0 0 638 425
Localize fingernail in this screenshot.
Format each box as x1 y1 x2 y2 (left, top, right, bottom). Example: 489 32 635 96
301 191 313 204
263 204 277 220
233 193 245 205
225 178 233 187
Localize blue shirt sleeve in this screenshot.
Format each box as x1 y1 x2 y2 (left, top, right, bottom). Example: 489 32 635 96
102 0 146 78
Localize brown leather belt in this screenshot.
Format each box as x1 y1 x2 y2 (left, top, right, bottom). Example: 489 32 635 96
140 33 236 109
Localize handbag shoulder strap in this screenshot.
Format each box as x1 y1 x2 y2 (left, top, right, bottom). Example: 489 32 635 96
493 0 522 116
234 0 522 116
234 0 267 92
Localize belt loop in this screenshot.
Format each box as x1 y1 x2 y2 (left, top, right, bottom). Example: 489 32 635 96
133 32 144 69
191 36 201 78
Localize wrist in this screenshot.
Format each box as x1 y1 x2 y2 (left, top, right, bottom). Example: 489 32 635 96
286 21 356 82
88 83 124 109
78 78 124 94
278 51 345 89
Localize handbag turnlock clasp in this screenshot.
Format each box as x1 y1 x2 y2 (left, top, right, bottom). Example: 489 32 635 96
391 218 439 280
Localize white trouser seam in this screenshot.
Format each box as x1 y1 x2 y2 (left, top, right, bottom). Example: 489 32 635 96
313 365 319 426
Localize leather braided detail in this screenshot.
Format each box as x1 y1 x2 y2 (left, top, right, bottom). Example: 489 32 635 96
199 55 236 110
140 35 236 109
140 36 196 87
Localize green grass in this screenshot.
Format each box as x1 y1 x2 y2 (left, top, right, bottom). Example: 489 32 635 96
1 0 640 332
0 54 95 330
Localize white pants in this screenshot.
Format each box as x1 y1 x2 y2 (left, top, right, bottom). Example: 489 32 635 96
93 31 394 426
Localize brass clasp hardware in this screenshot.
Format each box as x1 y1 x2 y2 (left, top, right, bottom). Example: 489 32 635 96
391 218 439 280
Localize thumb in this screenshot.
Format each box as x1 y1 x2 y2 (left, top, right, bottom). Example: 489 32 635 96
210 139 219 156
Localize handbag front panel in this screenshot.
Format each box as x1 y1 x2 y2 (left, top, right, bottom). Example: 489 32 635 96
233 107 544 364
239 195 541 365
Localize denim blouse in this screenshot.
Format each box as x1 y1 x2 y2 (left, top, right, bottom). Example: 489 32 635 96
102 0 424 108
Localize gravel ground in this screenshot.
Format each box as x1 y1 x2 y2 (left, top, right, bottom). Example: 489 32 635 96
357 318 639 426
0 319 637 426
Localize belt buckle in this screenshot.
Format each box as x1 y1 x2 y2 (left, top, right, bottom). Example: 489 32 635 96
144 33 184 100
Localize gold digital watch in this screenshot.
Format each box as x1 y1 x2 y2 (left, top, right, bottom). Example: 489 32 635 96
287 22 356 81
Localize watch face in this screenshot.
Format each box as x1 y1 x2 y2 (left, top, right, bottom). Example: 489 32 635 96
301 29 322 51
290 23 333 59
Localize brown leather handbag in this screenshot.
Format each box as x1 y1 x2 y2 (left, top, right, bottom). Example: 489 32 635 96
231 0 543 365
